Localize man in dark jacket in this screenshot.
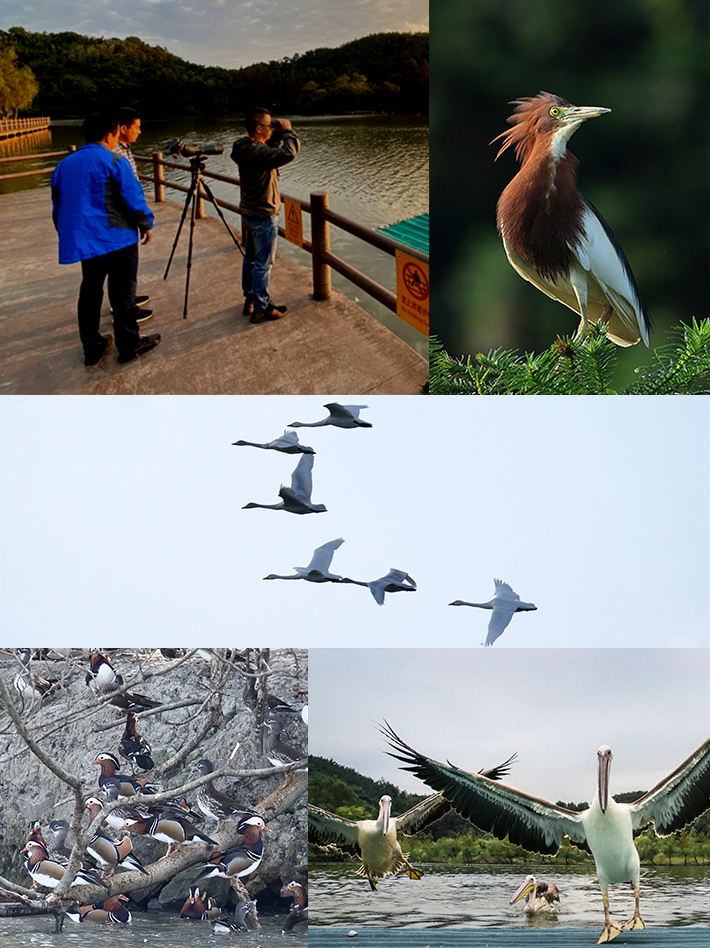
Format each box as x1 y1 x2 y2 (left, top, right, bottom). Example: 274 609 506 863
51 112 160 366
230 108 300 323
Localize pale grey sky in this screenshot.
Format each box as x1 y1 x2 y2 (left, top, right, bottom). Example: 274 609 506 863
0 0 429 69
309 647 710 802
1 395 708 650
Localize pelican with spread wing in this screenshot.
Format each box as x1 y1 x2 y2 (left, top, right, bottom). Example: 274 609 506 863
381 722 710 943
308 752 516 890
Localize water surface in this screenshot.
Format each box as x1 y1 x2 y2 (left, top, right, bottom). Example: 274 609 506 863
309 862 710 929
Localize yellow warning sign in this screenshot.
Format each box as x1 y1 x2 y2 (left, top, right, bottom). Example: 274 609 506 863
395 249 429 335
284 198 303 247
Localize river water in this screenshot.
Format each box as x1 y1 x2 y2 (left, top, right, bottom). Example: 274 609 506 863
308 861 710 929
0 113 429 356
0 910 306 946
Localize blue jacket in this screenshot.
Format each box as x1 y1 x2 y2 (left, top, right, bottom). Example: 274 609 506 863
51 143 155 264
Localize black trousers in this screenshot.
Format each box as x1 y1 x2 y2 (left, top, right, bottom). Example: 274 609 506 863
78 243 141 359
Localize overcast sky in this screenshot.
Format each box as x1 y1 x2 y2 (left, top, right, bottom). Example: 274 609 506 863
0 0 429 69
309 647 710 802
1 395 708 651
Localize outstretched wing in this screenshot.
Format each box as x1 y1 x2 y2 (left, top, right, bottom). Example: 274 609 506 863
308 804 361 856
630 737 710 835
307 538 344 571
379 721 588 855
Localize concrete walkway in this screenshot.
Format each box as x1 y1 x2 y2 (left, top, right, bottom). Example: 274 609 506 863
0 189 428 394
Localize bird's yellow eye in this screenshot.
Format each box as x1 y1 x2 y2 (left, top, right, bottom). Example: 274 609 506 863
550 107 560 117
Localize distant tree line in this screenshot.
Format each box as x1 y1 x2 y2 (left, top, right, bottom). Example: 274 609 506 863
310 756 710 865
0 44 39 117
0 27 428 118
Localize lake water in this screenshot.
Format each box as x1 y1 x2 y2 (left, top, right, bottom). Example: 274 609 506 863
308 861 710 929
0 114 429 357
0 909 306 946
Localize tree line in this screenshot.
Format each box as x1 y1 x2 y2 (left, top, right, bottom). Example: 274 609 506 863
0 27 428 118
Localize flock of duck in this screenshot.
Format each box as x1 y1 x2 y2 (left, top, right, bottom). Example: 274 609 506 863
309 722 710 943
12 648 307 933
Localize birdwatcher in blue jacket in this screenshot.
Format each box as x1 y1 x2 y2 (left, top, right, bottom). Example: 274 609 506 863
51 112 160 366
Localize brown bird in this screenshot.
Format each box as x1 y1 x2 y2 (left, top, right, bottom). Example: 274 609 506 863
493 92 650 347
119 712 154 773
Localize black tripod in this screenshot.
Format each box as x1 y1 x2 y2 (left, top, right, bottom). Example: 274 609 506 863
163 153 244 318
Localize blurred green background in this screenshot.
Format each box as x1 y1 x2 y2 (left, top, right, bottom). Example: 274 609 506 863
431 0 709 386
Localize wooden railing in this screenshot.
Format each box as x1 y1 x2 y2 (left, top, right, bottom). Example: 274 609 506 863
0 117 51 139
144 151 428 314
0 147 429 321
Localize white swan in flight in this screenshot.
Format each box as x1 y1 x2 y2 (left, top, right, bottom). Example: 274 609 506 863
263 538 345 583
449 578 537 646
242 453 326 515
342 568 417 606
232 429 314 454
288 403 372 428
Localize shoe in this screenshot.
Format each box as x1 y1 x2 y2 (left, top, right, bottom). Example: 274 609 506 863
243 299 254 317
136 295 150 307
136 308 154 324
251 304 287 323
117 334 161 364
84 334 113 366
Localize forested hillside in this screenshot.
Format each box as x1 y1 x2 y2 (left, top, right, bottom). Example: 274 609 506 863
0 27 428 117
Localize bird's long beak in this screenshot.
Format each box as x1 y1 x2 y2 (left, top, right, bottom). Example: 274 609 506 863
597 746 613 814
510 878 536 905
380 796 391 836
563 106 611 124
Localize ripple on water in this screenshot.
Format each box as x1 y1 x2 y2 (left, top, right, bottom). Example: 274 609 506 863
309 861 710 929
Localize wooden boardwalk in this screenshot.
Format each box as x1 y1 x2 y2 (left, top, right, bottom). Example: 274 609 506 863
0 188 427 394
308 926 710 947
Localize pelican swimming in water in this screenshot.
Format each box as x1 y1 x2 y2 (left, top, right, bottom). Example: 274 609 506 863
381 723 710 943
510 875 561 913
263 537 345 583
309 753 516 890
289 402 372 429
449 578 537 646
341 568 417 606
232 429 315 454
242 453 326 514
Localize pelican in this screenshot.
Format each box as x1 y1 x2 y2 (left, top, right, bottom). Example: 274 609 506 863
242 453 326 514
449 578 537 646
309 753 516 891
232 429 315 454
381 723 710 944
510 875 560 913
263 537 345 583
341 568 417 606
289 402 372 429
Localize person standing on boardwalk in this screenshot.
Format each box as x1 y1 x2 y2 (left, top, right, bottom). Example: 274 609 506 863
51 112 160 366
231 107 300 323
113 106 152 322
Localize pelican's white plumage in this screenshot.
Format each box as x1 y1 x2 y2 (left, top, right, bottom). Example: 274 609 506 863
242 453 326 514
263 537 345 583
449 578 537 646
382 724 710 943
289 402 372 429
232 429 315 454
